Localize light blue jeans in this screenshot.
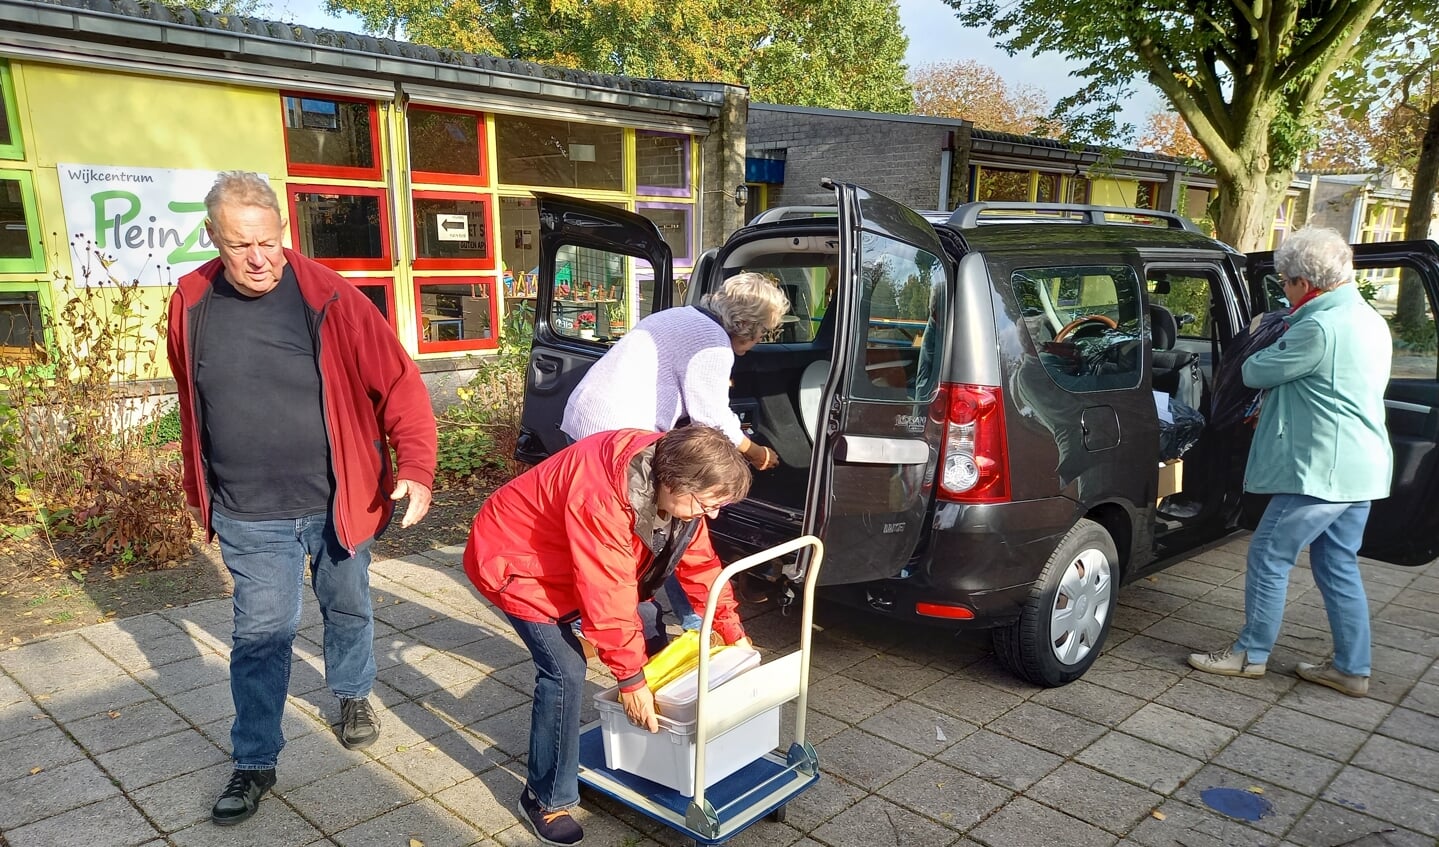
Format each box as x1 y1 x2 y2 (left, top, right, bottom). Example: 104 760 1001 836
662 574 702 631
1235 494 1372 676
211 510 375 769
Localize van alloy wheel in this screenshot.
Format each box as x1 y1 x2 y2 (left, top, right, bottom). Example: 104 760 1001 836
993 517 1119 687
1048 549 1112 666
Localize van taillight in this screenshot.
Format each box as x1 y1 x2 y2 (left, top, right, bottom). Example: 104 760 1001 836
936 383 1010 503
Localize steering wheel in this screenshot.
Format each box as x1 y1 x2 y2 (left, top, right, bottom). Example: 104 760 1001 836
1055 314 1118 342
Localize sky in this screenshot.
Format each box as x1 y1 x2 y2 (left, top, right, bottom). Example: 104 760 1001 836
269 0 1165 131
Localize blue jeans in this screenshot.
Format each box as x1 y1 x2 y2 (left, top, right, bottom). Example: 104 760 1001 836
211 510 375 770
662 574 702 631
507 613 589 811
1235 494 1372 676
569 598 671 656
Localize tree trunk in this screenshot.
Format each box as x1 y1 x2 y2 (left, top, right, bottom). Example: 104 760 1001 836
1391 98 1438 341
1212 167 1293 253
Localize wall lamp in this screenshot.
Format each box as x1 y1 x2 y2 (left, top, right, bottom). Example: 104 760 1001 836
708 184 750 207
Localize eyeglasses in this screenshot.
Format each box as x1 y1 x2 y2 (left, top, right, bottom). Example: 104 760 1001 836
687 492 728 517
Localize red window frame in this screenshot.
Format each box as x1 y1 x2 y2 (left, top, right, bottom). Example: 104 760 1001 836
279 92 383 180
412 190 496 271
286 184 393 272
350 276 397 330
408 105 489 187
414 276 500 353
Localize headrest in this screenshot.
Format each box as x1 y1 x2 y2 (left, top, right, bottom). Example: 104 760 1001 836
1149 303 1177 351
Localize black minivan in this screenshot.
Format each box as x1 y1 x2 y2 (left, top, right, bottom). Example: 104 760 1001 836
515 181 1439 686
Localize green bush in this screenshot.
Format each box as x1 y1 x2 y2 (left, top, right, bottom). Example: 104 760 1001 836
433 308 534 487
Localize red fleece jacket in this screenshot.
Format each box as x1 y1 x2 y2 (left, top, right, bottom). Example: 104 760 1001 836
167 249 437 552
464 430 746 691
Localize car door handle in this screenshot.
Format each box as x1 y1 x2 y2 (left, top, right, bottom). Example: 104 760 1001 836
534 357 560 375
834 434 929 465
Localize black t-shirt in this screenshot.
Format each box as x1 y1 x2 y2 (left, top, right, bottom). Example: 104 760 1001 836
195 266 332 520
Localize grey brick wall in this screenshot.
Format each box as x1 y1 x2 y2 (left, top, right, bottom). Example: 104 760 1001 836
748 108 963 211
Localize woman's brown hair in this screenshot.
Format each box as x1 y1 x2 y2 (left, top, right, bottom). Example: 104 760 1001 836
653 426 752 502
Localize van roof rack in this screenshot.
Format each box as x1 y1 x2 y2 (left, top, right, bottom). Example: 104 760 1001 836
946 202 1202 233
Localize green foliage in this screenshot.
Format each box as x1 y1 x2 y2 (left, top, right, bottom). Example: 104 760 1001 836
942 0 1403 250
324 0 912 112
138 406 182 446
0 250 191 569
434 308 534 486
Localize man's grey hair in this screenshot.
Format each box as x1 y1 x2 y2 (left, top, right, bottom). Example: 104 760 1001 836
204 171 284 222
1274 227 1354 291
700 272 791 341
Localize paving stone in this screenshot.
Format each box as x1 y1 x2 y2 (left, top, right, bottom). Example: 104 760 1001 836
1368 621 1439 657
1084 656 1184 700
67 693 188 753
131 652 231 697
1287 800 1435 847
168 797 323 847
1110 604 1164 633
877 758 1012 831
1029 679 1146 727
82 617 205 672
911 675 1024 725
1183 664 1298 702
128 760 235 833
1119 586 1193 615
985 702 1107 756
1324 766 1439 837
0 636 128 694
1125 798 1274 847
1116 703 1236 760
768 768 868 833
285 759 425 832
94 726 228 790
1173 764 1309 837
812 794 963 847
1352 734 1439 791
4 794 160 847
434 764 536 835
1168 600 1247 633
420 678 530 728
841 653 951 700
1075 732 1203 795
0 671 26 706
0 757 120 829
937 729 1062 792
807 673 900 724
808 629 880 675
464 702 535 758
1140 616 1235 652
1108 635 1193 673
858 699 976 755
1164 559 1242 586
815 726 925 791
1196 584 1248 611
407 617 496 651
0 722 84 784
1248 706 1371 760
1154 678 1270 729
265 724 373 791
35 673 159 724
1391 588 1439 613
1400 681 1439 717
1026 761 1162 834
332 797 489 847
1369 644 1435 681
1382 605 1439 635
970 796 1116 847
166 678 237 726
1212 733 1342 796
380 729 506 793
952 659 1047 698
1375 706 1439 751
1278 679 1395 730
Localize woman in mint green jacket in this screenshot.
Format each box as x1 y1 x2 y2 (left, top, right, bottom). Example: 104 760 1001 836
1189 227 1392 698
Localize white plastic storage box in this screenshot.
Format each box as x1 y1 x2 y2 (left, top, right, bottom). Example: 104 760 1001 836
593 685 780 796
653 646 762 724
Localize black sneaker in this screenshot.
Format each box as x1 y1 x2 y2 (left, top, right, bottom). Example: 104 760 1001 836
517 788 584 846
211 768 276 826
338 697 381 749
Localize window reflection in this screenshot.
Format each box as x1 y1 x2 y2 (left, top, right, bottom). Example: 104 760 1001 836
291 191 385 260
495 115 622 190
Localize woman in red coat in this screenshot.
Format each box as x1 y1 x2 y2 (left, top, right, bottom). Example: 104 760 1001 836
464 426 753 846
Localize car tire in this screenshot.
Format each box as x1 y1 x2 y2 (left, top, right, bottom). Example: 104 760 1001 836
992 517 1118 687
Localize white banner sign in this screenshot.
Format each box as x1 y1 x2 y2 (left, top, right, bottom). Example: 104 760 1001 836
58 164 238 286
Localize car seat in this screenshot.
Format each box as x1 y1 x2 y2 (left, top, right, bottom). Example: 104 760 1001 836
798 359 829 443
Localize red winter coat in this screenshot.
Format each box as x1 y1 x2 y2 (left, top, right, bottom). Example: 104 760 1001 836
464 429 745 691
167 249 437 552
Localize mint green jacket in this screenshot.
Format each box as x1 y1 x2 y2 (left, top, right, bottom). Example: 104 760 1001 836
1242 283 1392 502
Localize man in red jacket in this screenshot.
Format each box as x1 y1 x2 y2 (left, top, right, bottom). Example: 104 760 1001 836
465 426 752 846
167 171 437 826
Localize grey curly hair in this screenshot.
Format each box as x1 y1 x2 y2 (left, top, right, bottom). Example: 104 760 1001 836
1274 227 1354 292
700 272 791 341
205 170 284 222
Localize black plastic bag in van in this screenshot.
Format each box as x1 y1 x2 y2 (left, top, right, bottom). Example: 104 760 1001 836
1160 398 1205 461
1210 310 1287 430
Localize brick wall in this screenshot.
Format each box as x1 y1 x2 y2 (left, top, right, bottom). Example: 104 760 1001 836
748 108 965 211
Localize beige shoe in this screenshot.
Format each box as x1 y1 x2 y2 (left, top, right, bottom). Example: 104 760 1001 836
1296 660 1368 697
1187 646 1266 678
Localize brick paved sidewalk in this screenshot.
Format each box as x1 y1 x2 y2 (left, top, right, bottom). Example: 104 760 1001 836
1 537 1435 847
